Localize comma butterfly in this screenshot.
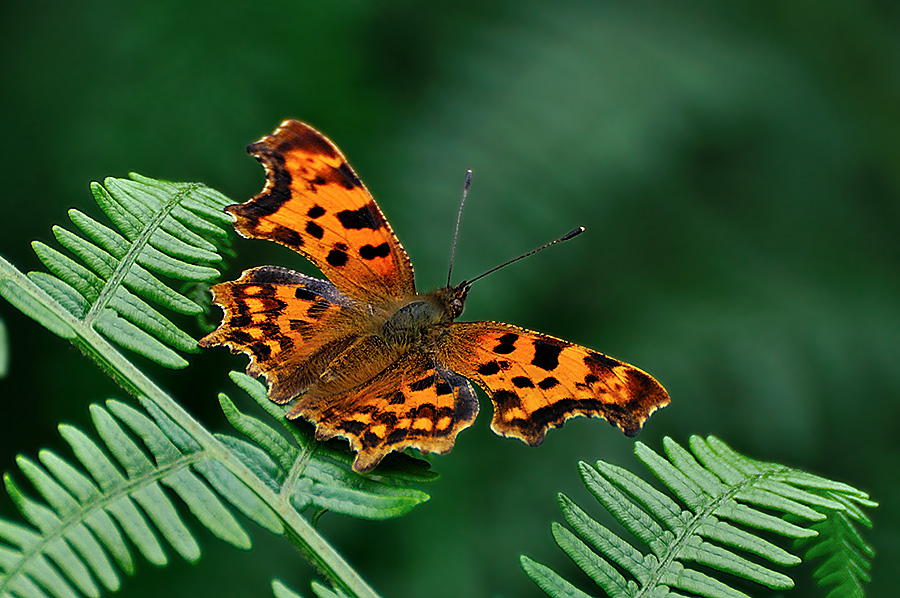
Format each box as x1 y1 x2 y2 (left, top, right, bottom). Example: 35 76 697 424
199 120 669 472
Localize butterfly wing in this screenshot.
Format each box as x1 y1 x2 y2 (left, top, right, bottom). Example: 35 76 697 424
229 120 416 304
437 322 670 444
297 351 480 473
198 265 366 403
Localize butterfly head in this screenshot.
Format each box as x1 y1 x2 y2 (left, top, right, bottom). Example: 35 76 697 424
429 282 471 321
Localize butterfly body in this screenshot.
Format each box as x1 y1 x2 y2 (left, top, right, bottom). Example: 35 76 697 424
200 120 669 472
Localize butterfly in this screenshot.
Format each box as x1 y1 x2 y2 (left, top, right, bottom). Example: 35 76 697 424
199 120 670 473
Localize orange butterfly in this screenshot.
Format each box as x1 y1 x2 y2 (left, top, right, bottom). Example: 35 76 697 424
200 120 669 473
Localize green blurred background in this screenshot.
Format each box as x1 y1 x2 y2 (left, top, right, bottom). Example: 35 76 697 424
1 1 898 597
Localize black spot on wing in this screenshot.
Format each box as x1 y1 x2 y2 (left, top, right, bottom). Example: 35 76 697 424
359 243 390 260
435 380 453 396
305 221 324 239
307 205 326 218
532 340 562 371
493 333 518 355
336 205 380 230
538 376 559 390
326 248 349 267
295 287 317 301
389 391 406 405
477 361 501 376
409 375 435 392
512 376 535 388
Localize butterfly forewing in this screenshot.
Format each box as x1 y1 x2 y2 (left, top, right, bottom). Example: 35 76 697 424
231 120 416 305
437 322 670 445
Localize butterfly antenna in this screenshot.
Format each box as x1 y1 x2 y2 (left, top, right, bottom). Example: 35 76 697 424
447 169 473 287
463 226 585 287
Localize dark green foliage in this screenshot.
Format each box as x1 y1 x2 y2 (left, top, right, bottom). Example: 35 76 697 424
523 436 876 598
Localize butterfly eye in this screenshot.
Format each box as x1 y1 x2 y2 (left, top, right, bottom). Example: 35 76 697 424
451 298 464 316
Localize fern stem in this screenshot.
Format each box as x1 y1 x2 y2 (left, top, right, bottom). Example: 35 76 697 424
0 255 381 598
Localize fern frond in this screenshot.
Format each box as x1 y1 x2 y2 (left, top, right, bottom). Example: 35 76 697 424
794 490 877 598
1 176 390 598
221 372 435 521
0 315 7 378
0 398 283 598
523 435 876 598
3 173 232 369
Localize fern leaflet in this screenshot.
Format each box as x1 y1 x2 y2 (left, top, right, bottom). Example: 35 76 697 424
523 435 876 598
1 173 232 369
0 315 7 378
0 398 281 598
221 371 436 521
794 489 876 598
272 579 350 598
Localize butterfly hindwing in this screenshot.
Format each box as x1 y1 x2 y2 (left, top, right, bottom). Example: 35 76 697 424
298 351 480 473
230 120 416 305
198 265 364 403
437 322 670 445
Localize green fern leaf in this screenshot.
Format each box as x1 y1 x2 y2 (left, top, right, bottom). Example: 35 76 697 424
523 435 876 598
0 398 285 598
220 372 435 521
793 490 877 598
0 174 232 369
0 315 7 378
1 176 384 598
271 579 351 598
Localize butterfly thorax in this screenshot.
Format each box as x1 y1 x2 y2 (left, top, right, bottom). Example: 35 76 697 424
380 284 470 347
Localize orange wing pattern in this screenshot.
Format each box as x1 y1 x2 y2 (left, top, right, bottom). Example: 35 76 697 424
437 322 670 445
298 352 480 473
202 120 671 473
229 120 416 304
198 265 363 403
